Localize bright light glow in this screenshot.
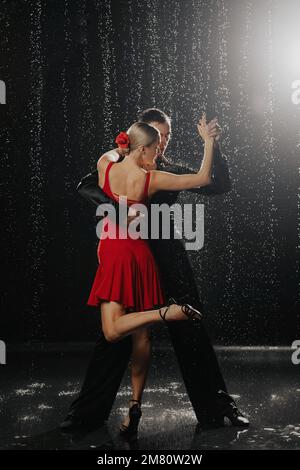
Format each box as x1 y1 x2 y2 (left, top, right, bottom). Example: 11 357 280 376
286 41 300 71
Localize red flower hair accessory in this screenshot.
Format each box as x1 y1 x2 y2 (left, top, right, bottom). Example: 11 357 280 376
115 131 130 148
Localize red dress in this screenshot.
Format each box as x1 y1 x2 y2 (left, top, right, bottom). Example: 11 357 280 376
87 161 165 312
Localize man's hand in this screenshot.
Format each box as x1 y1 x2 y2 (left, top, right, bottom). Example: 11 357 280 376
213 122 222 146
197 113 221 142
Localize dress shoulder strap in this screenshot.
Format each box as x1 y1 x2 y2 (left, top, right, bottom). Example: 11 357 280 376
102 162 151 203
102 161 115 197
142 171 151 201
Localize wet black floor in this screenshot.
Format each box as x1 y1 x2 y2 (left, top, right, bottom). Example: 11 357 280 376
0 344 299 450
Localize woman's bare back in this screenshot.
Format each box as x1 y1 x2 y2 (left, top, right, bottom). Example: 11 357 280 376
98 159 150 202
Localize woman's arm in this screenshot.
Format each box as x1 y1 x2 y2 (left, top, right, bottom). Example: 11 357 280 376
158 146 231 195
188 144 231 195
149 138 214 193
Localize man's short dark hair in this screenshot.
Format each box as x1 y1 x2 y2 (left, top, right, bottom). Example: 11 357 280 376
138 108 170 125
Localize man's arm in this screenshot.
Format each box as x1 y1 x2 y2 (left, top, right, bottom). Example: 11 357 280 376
76 169 114 207
77 168 130 224
76 150 125 210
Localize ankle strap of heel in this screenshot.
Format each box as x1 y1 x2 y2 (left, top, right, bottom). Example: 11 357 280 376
159 306 169 323
129 399 141 405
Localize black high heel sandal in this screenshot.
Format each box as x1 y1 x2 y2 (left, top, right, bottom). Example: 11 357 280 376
159 297 203 322
119 399 142 439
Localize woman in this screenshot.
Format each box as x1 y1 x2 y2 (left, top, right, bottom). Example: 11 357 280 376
86 114 217 438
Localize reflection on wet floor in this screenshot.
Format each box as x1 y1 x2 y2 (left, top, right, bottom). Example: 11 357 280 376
0 345 299 450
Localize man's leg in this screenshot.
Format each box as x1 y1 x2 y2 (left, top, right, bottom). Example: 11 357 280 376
167 320 232 421
150 238 245 424
62 325 133 428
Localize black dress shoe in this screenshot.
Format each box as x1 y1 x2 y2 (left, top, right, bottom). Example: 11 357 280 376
197 404 249 430
60 415 81 432
60 414 105 433
215 390 250 427
197 416 225 430
222 403 249 427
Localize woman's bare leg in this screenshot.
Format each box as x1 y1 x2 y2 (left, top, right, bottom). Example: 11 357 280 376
131 328 152 399
121 327 151 428
100 301 184 343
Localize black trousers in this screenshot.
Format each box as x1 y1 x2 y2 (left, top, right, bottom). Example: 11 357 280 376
68 237 234 424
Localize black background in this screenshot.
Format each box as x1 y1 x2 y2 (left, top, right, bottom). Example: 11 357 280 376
0 0 299 344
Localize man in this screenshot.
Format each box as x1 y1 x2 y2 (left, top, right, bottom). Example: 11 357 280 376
61 109 249 431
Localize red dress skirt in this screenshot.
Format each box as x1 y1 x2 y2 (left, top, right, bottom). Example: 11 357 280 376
87 162 165 312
